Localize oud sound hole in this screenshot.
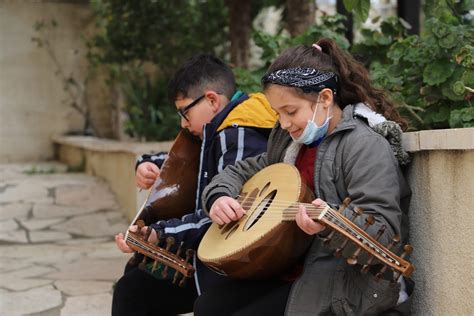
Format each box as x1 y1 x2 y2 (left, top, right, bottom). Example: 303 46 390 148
243 190 277 231
225 224 240 240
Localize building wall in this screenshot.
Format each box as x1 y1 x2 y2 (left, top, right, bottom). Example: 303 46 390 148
407 150 474 315
0 1 112 162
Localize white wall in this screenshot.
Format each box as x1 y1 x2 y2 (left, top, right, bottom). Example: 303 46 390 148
0 1 93 162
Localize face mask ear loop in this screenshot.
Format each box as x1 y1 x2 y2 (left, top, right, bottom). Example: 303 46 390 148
310 94 320 123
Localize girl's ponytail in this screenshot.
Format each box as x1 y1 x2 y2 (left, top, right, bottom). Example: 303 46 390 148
316 38 407 130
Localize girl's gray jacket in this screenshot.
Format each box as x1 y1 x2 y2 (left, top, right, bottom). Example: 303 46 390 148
201 104 412 315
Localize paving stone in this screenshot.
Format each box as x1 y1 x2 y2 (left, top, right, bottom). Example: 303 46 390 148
54 280 113 296
0 258 32 273
3 265 57 278
0 182 52 204
0 276 54 291
0 285 62 315
29 231 72 243
0 218 19 232
0 265 57 291
0 230 28 243
0 163 135 315
60 293 112 316
2 244 84 264
55 183 119 210
50 213 128 238
0 203 32 220
20 218 66 230
45 257 129 282
33 203 97 219
86 242 128 260
55 237 110 246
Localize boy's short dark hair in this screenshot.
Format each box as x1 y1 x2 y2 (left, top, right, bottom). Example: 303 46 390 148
168 54 236 101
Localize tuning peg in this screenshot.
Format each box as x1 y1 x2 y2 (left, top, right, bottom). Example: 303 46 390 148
361 225 386 273
175 242 184 257
151 260 161 273
347 215 376 265
334 208 364 256
151 237 164 273
136 219 145 229
350 207 364 220
374 235 400 281
185 248 195 263
392 245 413 282
173 249 195 286
144 226 153 241
338 197 351 212
160 237 175 278
323 199 353 246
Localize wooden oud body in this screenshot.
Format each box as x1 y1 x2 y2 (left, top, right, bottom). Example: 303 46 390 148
198 163 314 279
136 129 201 225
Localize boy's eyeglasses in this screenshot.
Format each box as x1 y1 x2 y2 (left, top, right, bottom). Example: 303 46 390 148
177 95 205 122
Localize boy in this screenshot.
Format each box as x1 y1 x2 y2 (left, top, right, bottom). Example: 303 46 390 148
112 54 277 315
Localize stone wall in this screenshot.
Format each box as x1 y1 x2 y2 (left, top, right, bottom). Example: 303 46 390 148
402 128 474 315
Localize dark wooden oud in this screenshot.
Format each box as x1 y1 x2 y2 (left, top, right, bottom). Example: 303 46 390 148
198 163 414 281
124 129 200 284
133 128 201 225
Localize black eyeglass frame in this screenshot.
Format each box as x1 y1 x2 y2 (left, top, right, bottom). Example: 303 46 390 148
177 95 205 122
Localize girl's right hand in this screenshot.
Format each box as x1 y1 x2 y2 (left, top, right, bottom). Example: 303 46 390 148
135 162 160 189
209 196 246 225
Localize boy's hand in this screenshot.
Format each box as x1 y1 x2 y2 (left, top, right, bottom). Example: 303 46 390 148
115 232 133 253
136 162 160 189
296 198 326 235
209 196 245 225
115 225 159 253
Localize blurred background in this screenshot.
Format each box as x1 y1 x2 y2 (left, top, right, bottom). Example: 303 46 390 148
1 0 472 163
0 1 473 315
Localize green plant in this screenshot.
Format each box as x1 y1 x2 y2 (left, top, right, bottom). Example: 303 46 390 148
358 3 473 130
120 67 180 141
85 0 230 140
235 14 350 93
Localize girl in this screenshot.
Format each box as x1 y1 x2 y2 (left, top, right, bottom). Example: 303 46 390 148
195 38 413 315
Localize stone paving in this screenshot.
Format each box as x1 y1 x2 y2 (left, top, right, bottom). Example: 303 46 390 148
0 162 131 315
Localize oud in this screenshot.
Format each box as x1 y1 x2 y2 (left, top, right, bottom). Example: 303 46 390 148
123 129 201 285
198 163 414 280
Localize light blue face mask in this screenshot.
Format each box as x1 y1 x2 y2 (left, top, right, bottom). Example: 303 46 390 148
292 96 332 145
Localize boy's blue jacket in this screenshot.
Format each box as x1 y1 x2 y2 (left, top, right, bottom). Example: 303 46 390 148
136 92 277 294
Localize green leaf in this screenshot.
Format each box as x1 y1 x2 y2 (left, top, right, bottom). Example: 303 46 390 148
343 0 356 11
450 107 474 128
423 60 456 85
343 0 370 22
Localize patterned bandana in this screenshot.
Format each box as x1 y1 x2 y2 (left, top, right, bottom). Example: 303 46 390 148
261 67 339 94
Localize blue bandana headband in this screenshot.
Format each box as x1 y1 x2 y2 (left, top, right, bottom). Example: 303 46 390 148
262 67 339 94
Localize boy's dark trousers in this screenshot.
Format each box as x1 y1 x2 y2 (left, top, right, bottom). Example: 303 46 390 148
112 264 197 316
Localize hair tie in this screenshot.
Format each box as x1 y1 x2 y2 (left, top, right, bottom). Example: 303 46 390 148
312 44 322 52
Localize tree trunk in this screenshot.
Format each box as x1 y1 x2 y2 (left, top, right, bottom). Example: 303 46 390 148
226 0 251 68
286 0 316 37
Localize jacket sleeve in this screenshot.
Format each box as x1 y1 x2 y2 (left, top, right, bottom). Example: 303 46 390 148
150 126 270 250
201 154 269 214
329 132 405 260
135 152 168 170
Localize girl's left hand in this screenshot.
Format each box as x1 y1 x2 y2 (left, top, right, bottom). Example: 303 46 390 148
296 199 326 235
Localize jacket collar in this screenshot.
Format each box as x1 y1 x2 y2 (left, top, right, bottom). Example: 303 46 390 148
203 92 249 141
